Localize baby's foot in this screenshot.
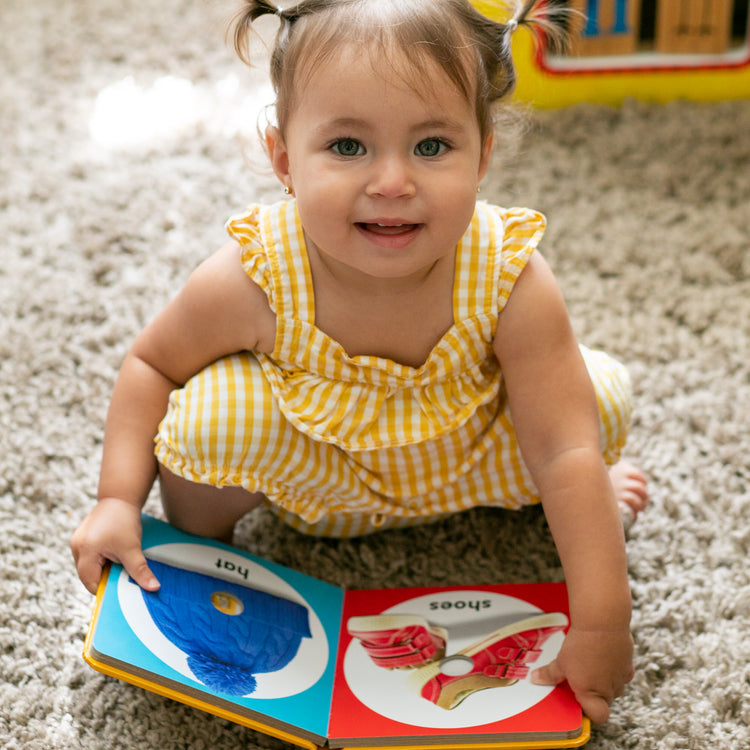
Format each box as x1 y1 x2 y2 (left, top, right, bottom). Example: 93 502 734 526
609 461 648 529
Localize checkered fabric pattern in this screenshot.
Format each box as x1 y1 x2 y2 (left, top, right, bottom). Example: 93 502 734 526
155 201 630 536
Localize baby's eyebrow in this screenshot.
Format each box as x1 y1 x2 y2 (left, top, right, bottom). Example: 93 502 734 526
316 117 371 134
414 118 465 133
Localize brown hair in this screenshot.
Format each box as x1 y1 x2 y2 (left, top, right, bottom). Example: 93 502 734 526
231 0 571 142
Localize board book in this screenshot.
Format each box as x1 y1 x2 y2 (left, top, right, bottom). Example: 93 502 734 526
83 515 590 749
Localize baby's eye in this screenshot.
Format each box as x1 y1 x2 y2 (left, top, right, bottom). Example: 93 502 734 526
415 138 447 157
332 139 365 157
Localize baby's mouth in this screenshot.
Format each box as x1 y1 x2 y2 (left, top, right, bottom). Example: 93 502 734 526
357 222 420 236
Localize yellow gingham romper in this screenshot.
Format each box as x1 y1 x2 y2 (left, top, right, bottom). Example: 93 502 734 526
154 200 631 537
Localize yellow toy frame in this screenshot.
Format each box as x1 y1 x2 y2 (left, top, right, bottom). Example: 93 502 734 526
471 0 750 107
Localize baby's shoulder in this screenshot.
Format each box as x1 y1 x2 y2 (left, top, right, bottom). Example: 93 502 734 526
189 241 276 351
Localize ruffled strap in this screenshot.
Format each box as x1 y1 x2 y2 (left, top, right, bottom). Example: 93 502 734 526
494 206 547 310
226 204 276 313
452 203 545 321
226 201 313 325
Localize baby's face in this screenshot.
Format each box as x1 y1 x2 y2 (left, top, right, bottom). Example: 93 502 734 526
268 44 492 283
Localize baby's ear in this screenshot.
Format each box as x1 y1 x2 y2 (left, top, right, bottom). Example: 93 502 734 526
478 132 494 182
265 126 292 190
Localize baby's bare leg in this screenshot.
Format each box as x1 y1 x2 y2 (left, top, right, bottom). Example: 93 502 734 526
158 464 265 544
609 461 649 527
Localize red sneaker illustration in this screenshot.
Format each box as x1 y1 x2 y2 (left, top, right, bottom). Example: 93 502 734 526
407 612 569 709
347 614 448 669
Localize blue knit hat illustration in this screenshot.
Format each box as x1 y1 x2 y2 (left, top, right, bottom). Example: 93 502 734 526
140 560 312 696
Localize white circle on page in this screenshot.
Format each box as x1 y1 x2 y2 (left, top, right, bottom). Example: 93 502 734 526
439 655 475 676
117 542 328 699
342 590 564 729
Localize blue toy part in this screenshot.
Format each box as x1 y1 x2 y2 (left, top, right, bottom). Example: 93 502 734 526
139 560 312 696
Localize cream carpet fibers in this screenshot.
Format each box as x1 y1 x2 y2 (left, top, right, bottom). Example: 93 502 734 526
2 0 749 747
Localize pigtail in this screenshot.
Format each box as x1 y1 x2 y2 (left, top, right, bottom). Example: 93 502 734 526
231 1 270 67
506 0 576 54
484 0 576 101
231 0 338 69
230 0 300 67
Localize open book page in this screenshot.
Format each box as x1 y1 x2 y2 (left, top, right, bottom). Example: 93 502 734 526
328 583 584 748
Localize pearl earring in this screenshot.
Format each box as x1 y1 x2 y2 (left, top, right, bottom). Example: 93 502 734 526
283 186 291 195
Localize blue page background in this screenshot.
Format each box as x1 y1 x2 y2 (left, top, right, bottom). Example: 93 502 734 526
92 515 343 739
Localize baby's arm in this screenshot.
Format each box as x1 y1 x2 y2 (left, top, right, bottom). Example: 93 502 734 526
71 241 274 594
71 352 178 594
493 252 633 724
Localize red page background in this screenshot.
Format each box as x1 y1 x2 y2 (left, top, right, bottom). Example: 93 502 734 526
327 583 582 743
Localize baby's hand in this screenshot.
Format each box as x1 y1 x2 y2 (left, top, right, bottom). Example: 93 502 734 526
531 625 634 724
71 497 160 595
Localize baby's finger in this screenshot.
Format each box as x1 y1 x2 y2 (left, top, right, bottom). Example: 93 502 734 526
76 554 106 595
121 550 160 592
533 662 613 724
577 691 610 725
531 659 566 687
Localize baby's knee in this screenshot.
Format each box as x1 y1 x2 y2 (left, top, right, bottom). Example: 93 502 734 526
158 464 264 543
582 347 633 461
